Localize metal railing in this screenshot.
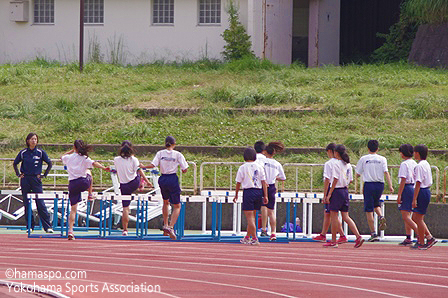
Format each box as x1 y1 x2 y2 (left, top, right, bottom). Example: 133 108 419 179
0 158 197 194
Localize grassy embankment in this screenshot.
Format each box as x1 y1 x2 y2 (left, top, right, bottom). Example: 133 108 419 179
0 59 447 195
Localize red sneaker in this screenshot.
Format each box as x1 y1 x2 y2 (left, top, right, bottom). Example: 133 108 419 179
354 237 365 248
323 242 338 248
312 234 327 242
337 236 348 244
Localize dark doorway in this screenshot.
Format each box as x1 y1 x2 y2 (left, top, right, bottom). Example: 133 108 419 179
340 0 403 63
292 0 309 66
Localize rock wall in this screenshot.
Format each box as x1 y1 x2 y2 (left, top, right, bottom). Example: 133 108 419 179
409 23 448 68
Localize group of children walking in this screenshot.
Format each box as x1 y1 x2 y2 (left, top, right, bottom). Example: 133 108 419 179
14 133 437 249
313 140 437 250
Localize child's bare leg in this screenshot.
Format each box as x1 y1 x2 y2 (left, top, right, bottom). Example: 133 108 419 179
321 212 331 235
341 212 361 238
122 206 130 231
401 211 417 234
412 213 427 245
268 209 276 234
261 206 268 232
330 211 339 243
69 204 78 233
162 199 170 227
244 210 256 238
169 203 181 228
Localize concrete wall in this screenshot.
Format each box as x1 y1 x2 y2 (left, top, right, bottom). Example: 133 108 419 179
1 0 249 64
308 0 340 67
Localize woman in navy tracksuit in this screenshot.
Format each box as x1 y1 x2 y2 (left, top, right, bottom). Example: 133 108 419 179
13 133 53 232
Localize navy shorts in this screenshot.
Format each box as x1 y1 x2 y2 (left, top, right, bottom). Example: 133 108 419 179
398 184 414 212
242 188 263 211
68 175 92 206
329 187 349 212
413 187 431 215
363 182 384 212
120 175 140 207
159 174 181 204
262 184 276 210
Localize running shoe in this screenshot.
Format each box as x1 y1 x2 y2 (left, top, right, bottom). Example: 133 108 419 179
354 237 365 248
410 243 427 250
167 227 177 240
426 237 438 249
240 237 251 244
398 239 412 246
269 234 277 241
337 235 348 244
379 217 387 230
260 230 268 237
68 233 75 240
46 228 54 234
323 242 338 248
250 238 260 246
122 230 128 236
312 234 327 242
162 226 170 236
367 235 380 242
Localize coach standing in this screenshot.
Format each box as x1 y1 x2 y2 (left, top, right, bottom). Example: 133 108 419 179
13 133 53 233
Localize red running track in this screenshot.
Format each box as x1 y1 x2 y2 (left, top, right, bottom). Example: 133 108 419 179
0 235 447 297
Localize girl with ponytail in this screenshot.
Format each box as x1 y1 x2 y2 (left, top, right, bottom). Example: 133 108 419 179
61 140 110 240
114 141 152 236
323 145 364 248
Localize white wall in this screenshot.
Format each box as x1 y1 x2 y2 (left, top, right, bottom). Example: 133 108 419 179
1 0 252 64
308 0 340 67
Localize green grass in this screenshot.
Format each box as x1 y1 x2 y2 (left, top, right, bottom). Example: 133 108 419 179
0 59 447 150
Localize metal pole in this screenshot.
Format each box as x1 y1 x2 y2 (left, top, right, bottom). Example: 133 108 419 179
79 0 84 72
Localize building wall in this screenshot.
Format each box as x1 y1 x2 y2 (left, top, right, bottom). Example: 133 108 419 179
308 0 340 67
1 0 251 64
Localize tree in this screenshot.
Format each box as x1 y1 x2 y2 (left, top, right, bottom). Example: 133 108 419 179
221 0 254 61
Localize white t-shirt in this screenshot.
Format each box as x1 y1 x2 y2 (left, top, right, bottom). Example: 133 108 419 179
255 153 267 168
263 158 286 185
332 160 353 188
414 160 432 188
114 156 139 184
236 162 266 189
62 153 94 181
398 159 417 184
323 158 338 184
151 149 188 175
356 154 388 183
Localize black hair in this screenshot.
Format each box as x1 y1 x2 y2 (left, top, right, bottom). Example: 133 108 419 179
399 144 414 158
254 140 265 153
243 147 257 161
165 136 176 148
335 144 350 164
74 140 92 157
25 133 38 147
119 140 136 158
414 144 428 160
368 139 379 152
326 143 336 152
